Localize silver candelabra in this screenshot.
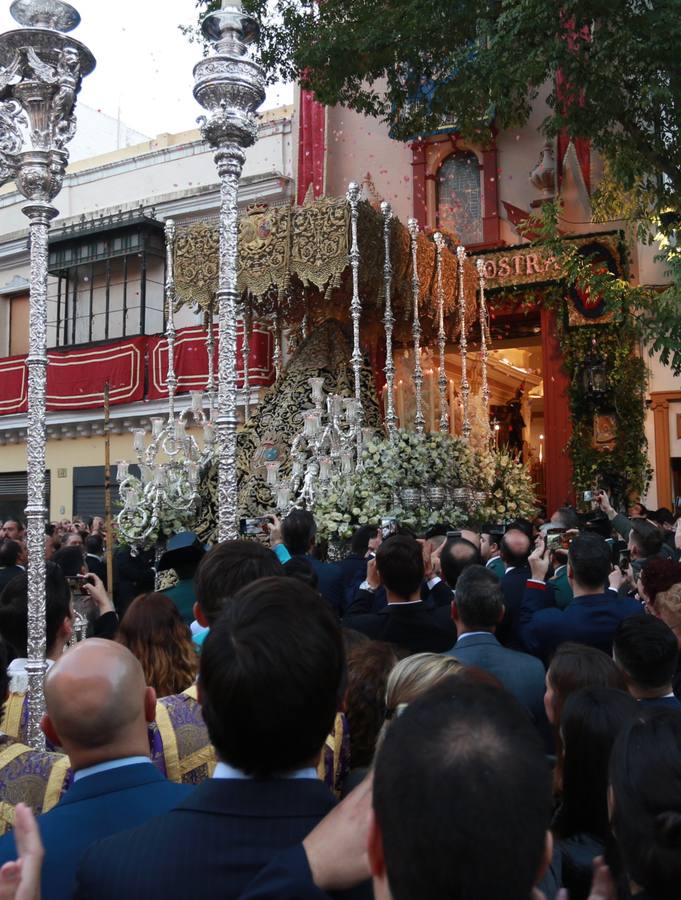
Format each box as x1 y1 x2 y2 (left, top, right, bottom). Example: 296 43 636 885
193 1 266 541
0 0 95 749
116 220 217 549
268 378 373 511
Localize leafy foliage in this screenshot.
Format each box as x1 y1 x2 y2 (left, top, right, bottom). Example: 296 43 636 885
192 0 681 223
517 204 652 500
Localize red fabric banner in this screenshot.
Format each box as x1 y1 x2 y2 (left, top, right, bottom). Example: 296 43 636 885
147 323 274 401
0 355 28 415
46 337 146 410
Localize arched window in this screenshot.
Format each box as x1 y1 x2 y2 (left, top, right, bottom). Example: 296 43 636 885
437 151 482 245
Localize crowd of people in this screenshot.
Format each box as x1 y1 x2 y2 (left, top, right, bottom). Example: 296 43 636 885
0 492 680 899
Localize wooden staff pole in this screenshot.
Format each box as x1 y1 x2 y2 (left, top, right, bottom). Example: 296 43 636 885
103 382 114 598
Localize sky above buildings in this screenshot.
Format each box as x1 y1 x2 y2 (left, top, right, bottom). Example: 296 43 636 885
0 0 292 140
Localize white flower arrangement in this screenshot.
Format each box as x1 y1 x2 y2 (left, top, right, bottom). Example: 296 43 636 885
314 433 537 540
473 448 537 523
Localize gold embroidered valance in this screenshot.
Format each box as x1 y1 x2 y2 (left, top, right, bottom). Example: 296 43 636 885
172 193 479 340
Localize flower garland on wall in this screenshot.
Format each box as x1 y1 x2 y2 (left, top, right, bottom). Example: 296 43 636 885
556 316 651 503
501 205 655 504
313 430 537 540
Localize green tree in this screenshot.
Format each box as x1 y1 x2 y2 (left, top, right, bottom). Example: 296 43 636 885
193 0 681 224
190 0 681 375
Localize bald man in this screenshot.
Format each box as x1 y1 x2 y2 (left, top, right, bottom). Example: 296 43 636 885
497 528 532 649
0 640 191 900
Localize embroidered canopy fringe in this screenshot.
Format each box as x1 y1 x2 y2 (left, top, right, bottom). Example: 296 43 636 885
171 193 478 337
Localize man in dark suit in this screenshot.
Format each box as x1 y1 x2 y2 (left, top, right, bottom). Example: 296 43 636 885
84 533 107 587
497 527 532 648
481 524 505 579
343 534 456 652
113 545 155 618
76 577 362 900
445 565 546 728
0 639 190 900
0 540 25 594
338 525 380 609
282 509 345 614
439 536 481 591
613 614 681 712
369 681 553 900
520 532 642 662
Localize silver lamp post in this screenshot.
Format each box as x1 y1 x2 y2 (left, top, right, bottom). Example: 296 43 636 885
193 1 265 541
0 0 94 749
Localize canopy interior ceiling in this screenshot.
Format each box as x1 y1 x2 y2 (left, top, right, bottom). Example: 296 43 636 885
172 194 479 344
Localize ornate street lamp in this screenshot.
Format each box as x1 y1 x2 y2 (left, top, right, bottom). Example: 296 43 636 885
581 337 609 402
193 1 266 541
0 0 94 748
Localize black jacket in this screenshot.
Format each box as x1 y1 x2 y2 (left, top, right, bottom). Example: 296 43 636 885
343 590 456 653
76 778 342 900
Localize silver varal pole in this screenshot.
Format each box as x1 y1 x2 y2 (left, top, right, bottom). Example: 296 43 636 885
193 1 265 541
407 218 425 434
205 308 216 418
346 181 364 465
434 232 449 433
476 258 491 429
346 182 363 406
242 301 251 422
381 201 398 437
456 245 471 441
164 219 178 424
0 0 95 749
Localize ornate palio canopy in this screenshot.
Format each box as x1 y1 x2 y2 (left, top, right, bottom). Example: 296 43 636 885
172 193 480 343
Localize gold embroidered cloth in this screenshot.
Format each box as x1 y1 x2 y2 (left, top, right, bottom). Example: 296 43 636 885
171 194 478 335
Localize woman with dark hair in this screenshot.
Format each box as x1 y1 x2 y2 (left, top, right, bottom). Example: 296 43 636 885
116 592 197 698
544 643 627 795
544 643 627 732
552 687 638 900
638 557 681 612
609 710 681 899
342 641 398 794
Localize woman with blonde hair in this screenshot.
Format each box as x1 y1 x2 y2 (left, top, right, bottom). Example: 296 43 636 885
116 592 198 698
378 652 463 747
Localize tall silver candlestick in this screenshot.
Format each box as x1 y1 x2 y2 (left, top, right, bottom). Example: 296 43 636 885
346 182 364 465
381 201 398 437
407 218 425 434
164 219 178 423
242 302 251 422
193 0 265 541
434 232 449 432
0 0 94 748
456 245 471 440
205 308 216 418
0 0 94 749
272 307 282 380
476 258 491 427
346 182 363 405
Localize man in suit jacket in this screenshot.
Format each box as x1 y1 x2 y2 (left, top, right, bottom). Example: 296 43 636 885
445 565 546 728
282 509 345 615
76 576 366 900
0 540 25 594
497 528 532 649
84 533 107 588
343 535 456 652
613 614 681 712
520 532 642 662
481 525 505 580
0 639 190 900
338 525 381 610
